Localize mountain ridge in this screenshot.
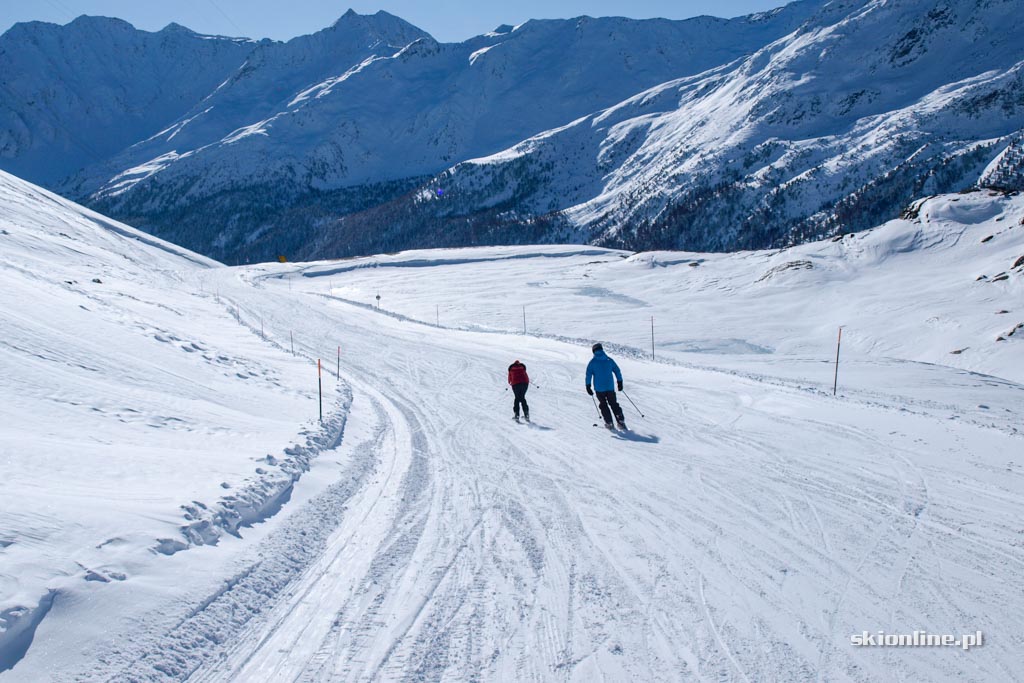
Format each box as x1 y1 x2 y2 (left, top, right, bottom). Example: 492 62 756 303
0 15 257 185
5 1 1022 262
305 0 1024 259
48 3 822 260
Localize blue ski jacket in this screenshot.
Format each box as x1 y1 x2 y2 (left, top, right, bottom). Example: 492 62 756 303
586 350 622 393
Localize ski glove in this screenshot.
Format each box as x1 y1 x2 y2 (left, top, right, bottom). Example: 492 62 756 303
586 386 594 396
617 380 623 391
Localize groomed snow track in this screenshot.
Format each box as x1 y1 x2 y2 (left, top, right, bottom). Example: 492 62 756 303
52 263 1023 683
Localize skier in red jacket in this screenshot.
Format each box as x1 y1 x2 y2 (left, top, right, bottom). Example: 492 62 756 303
508 360 530 422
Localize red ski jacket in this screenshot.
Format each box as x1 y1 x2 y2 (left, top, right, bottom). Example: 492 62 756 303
508 362 529 386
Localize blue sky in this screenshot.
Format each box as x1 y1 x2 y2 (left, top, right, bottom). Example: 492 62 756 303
1 1 790 43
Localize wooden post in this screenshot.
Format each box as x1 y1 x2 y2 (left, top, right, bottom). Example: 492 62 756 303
290 331 294 355
833 327 843 396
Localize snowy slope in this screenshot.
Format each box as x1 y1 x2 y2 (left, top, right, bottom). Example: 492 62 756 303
0 170 349 673
2 175 1023 680
323 0 1024 258
309 190 1024 385
0 17 255 186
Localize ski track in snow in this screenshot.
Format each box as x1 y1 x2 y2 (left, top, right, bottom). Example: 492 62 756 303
28 268 1018 683
3 179 1024 680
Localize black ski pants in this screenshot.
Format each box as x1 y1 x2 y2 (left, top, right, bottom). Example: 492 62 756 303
596 390 624 425
512 382 529 417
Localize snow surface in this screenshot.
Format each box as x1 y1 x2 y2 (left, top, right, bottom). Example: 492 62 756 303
304 191 1024 387
2 172 1023 680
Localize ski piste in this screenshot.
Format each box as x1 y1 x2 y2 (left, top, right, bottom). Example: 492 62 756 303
3 167 1022 681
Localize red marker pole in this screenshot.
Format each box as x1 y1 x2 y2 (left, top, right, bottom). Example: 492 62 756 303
318 359 323 423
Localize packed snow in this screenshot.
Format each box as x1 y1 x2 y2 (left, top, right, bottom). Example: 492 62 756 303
1 170 1023 680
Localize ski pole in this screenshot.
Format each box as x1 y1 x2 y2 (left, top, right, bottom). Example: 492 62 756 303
621 390 645 418
590 393 603 420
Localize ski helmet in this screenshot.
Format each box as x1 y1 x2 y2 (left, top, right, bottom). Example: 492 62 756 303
592 343 603 353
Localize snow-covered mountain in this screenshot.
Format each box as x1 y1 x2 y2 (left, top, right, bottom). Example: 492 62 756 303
10 3 820 262
71 5 819 191
315 0 1024 258
3 0 1023 263
0 17 256 185
2 168 1022 680
59 10 432 199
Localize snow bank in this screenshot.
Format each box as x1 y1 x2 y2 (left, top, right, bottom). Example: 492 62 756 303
0 170 349 670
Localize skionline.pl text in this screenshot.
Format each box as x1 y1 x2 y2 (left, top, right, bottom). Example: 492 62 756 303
851 631 983 650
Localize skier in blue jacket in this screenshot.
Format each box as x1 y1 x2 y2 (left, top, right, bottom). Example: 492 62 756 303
585 343 626 429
